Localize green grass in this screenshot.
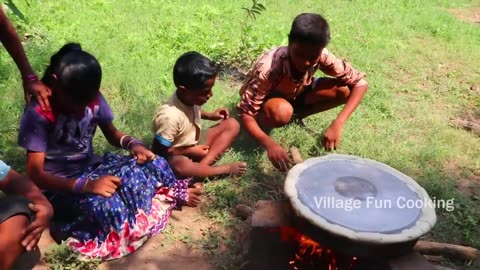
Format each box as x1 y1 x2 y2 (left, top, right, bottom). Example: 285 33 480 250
1 0 480 269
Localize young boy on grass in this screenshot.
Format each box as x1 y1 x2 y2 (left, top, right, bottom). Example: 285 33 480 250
238 13 368 171
0 161 53 270
152 51 247 179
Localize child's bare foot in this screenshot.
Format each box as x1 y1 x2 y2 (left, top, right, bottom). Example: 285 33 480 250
227 162 247 176
186 182 205 207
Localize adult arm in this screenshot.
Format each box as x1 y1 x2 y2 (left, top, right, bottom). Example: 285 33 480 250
0 6 51 110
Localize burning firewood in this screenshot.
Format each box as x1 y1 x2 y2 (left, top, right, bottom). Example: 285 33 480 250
414 240 480 263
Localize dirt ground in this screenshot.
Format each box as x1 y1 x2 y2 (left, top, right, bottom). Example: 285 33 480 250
449 7 480 24
12 206 216 270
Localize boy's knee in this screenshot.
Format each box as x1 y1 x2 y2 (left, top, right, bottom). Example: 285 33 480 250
337 86 350 103
222 118 240 135
263 98 294 127
0 215 29 250
0 216 28 270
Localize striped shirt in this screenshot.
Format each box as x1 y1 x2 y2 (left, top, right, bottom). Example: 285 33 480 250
238 46 367 116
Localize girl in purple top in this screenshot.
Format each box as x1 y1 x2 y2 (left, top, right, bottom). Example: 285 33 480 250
18 43 204 260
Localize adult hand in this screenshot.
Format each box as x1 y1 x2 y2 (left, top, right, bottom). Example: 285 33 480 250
131 144 156 164
322 121 344 151
23 79 51 111
266 142 292 172
84 175 122 198
22 202 53 251
210 108 229 120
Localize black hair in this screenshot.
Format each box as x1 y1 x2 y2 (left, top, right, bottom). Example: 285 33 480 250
288 13 330 47
173 51 217 90
42 43 102 105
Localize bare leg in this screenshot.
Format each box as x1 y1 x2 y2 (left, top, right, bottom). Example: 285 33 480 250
0 215 29 270
200 118 241 165
258 97 294 128
169 156 247 179
296 78 351 119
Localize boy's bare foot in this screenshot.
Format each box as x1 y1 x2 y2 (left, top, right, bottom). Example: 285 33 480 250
186 182 205 207
226 162 247 176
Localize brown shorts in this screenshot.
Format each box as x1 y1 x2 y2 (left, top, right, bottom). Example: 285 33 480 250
264 77 346 116
264 77 319 115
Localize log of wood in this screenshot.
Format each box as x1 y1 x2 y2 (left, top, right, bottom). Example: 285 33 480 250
424 255 445 263
414 240 480 262
449 118 480 136
234 204 253 220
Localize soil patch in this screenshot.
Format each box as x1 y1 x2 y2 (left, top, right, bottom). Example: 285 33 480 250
13 206 215 270
449 8 480 24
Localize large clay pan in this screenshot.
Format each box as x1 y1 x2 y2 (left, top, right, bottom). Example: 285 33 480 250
284 152 437 257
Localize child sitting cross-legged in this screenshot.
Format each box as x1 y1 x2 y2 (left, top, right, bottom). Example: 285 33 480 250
152 51 247 180
18 43 203 260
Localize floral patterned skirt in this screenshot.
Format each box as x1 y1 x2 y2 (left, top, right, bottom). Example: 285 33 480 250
47 153 189 260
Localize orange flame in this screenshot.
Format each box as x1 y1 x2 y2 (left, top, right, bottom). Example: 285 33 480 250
274 226 357 270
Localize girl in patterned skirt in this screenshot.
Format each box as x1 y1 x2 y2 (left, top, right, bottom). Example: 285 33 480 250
18 43 204 260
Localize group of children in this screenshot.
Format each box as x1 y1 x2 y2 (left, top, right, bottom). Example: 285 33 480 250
1 9 367 268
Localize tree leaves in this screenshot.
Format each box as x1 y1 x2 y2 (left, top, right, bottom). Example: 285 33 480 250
3 0 26 20
242 0 266 20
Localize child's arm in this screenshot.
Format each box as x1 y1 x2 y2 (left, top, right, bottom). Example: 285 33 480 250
153 109 209 159
0 163 50 208
201 108 229 121
99 122 155 163
323 82 368 150
238 67 292 171
318 49 368 150
26 151 77 192
240 113 292 171
26 151 121 197
0 165 53 251
152 139 208 161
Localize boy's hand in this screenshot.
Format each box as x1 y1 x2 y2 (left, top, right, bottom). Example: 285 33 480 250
84 175 122 198
23 80 51 111
210 108 229 120
186 144 209 160
131 145 156 164
266 142 293 172
22 202 53 251
322 121 343 151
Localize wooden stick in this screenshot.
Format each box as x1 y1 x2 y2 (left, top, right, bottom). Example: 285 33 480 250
234 204 253 220
414 240 480 262
290 147 303 164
